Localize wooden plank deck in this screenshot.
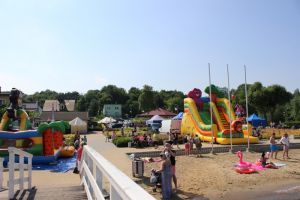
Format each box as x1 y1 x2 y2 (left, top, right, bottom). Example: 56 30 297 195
0 170 87 200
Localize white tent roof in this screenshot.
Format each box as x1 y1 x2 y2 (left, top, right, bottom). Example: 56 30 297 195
146 115 164 124
69 117 87 126
98 117 116 124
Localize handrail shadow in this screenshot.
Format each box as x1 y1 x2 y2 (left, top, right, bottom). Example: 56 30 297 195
12 186 37 200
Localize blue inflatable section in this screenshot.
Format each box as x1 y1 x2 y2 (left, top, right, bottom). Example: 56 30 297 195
3 154 76 173
33 154 76 173
0 130 40 139
201 97 210 103
3 155 57 166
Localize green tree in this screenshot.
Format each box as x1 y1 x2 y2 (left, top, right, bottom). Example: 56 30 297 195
233 84 256 114
166 96 183 113
23 89 58 106
100 85 128 104
264 85 292 121
128 87 141 101
153 91 165 108
204 84 226 98
138 85 155 112
76 96 87 111
286 90 300 121
248 82 269 118
88 99 100 117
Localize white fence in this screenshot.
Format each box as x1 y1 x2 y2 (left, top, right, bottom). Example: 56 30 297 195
7 147 33 199
80 145 155 200
0 157 4 190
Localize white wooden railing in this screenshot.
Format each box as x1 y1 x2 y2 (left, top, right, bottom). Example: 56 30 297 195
0 157 4 190
80 145 155 200
7 147 33 199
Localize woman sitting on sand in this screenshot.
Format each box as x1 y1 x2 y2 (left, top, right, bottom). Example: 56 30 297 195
259 152 277 168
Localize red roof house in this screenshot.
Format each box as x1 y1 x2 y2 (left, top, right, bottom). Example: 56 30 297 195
138 108 176 118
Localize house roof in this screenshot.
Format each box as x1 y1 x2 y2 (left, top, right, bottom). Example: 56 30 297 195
43 100 76 112
43 100 60 111
138 108 176 118
40 111 89 122
22 102 40 111
64 100 75 111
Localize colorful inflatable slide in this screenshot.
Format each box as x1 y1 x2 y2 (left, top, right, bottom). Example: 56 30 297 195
181 86 259 144
0 88 73 164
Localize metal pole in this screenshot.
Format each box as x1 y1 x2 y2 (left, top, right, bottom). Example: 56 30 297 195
51 103 55 122
227 65 233 152
208 63 214 153
244 65 250 152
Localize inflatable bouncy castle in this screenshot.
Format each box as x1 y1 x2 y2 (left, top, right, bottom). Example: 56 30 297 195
181 86 259 145
0 88 70 164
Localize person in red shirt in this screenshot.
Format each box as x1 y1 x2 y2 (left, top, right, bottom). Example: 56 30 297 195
73 142 85 174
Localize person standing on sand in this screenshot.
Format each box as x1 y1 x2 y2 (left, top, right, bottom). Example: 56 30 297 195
269 132 278 159
184 135 190 156
194 135 202 157
73 142 86 174
280 133 290 159
155 153 172 200
152 132 159 149
105 130 110 142
172 132 180 149
163 143 178 192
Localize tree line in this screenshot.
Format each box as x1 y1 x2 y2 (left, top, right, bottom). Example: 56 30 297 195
4 82 299 125
22 85 185 119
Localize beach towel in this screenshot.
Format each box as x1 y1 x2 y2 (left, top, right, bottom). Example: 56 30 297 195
273 163 287 168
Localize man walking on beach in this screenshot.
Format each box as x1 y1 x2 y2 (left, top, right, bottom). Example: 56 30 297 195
269 132 278 159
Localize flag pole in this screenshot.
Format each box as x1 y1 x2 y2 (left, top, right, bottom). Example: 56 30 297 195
227 65 233 152
208 63 214 153
244 65 250 152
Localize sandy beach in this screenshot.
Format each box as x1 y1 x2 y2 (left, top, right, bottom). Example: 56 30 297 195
139 149 300 200
87 132 300 200
32 133 300 200
1 132 299 200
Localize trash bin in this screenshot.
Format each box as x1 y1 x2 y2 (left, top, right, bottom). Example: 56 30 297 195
132 159 144 177
128 142 132 148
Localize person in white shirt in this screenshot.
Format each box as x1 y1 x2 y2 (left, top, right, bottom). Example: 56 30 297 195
279 133 290 159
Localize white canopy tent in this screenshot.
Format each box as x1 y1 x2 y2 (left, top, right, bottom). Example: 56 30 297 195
98 117 116 124
69 117 87 134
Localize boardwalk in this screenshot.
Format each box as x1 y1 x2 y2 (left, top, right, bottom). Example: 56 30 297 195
0 169 87 200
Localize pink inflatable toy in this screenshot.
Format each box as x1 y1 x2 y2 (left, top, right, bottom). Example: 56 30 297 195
235 151 265 174
236 151 252 169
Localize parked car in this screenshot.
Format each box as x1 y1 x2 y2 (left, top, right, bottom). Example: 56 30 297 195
109 123 123 128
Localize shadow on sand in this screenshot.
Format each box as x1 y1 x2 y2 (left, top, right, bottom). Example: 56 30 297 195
13 186 37 200
135 176 210 200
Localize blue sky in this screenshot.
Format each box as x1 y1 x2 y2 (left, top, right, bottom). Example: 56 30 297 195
0 0 299 95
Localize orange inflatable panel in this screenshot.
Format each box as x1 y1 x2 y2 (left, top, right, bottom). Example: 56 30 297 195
60 146 75 158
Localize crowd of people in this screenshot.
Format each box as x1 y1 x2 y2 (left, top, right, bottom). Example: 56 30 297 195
183 134 202 157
